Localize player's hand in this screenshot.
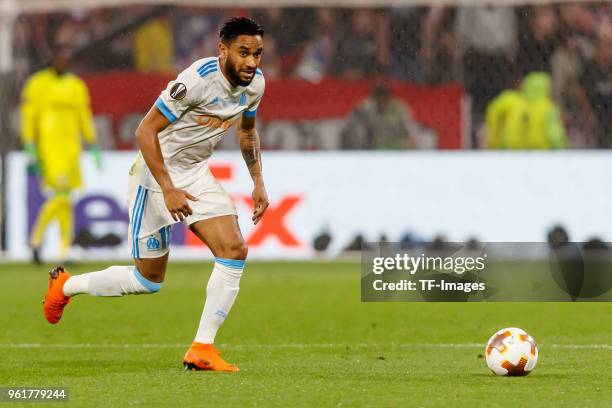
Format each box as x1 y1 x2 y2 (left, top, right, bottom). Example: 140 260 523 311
90 145 103 170
162 187 198 222
24 143 40 175
251 182 269 225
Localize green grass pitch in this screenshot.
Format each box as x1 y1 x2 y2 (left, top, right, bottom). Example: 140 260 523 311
1 262 611 407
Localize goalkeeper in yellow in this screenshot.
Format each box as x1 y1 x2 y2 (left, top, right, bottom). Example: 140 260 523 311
20 42 101 263
485 72 567 150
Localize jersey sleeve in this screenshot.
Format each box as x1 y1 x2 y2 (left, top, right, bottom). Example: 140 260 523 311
20 74 42 144
156 67 204 123
75 78 97 144
243 75 265 118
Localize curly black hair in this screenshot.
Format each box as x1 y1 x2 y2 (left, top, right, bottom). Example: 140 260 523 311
219 17 264 44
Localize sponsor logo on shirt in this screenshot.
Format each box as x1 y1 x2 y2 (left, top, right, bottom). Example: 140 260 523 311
197 115 235 130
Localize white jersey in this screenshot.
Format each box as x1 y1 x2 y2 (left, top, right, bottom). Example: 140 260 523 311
133 56 265 192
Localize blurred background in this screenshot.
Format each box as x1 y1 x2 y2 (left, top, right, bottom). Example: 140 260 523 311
0 0 611 261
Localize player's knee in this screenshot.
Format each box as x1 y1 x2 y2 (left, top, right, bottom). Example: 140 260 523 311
141 269 165 285
132 267 162 294
219 240 248 260
230 241 248 260
134 260 167 284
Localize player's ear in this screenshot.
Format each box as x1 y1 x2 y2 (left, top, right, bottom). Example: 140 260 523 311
218 42 228 59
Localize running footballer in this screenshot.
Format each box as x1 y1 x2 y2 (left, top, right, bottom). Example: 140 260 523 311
42 17 268 372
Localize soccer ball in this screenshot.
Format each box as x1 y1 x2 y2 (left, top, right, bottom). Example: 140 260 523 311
485 327 538 376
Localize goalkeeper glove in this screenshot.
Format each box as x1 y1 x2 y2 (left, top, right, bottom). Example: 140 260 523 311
24 143 40 175
90 145 103 170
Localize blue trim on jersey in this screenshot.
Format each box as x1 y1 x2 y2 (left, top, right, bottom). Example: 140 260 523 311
199 67 218 78
139 190 149 257
197 60 216 74
239 93 247 106
132 267 162 293
131 186 144 258
243 109 257 117
215 258 245 269
132 188 143 258
155 97 177 123
133 189 148 258
166 225 172 246
134 188 144 257
256 68 263 76
160 226 167 249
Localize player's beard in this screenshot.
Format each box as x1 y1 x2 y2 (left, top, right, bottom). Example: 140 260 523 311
225 55 254 87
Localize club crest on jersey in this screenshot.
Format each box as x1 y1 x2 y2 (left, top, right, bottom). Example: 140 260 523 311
170 82 187 100
197 114 235 130
146 236 161 251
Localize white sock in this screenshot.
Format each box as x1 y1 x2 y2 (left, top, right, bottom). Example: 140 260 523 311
63 266 162 297
194 258 244 344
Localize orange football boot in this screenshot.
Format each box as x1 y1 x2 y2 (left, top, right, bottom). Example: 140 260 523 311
43 267 72 324
183 342 239 372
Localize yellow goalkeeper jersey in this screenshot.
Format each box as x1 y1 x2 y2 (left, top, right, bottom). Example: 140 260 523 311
21 68 97 189
486 72 567 150
485 90 524 149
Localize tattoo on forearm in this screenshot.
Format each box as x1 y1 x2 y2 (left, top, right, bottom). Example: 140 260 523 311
240 132 262 175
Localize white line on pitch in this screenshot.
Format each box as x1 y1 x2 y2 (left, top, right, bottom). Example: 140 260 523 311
0 343 611 350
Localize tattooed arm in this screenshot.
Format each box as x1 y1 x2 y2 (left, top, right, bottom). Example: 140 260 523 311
238 115 269 225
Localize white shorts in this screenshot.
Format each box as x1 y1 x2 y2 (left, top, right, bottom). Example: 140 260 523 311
127 169 237 259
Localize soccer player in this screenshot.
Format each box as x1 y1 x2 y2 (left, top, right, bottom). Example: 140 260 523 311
21 41 101 264
42 17 268 372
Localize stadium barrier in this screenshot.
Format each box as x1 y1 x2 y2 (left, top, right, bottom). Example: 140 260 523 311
7 151 612 260
81 73 465 150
